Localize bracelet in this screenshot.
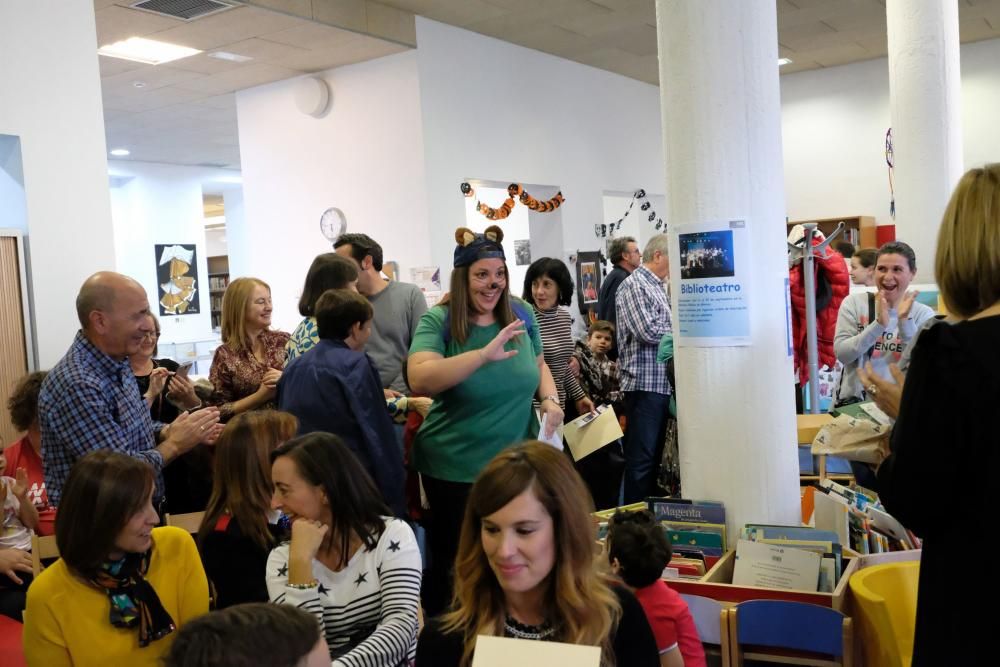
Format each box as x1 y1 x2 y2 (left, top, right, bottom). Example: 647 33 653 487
287 579 319 590
540 394 560 406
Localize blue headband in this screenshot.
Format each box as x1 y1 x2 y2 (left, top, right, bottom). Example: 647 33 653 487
454 235 506 268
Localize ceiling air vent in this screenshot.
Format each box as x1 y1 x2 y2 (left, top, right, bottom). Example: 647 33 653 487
130 0 236 21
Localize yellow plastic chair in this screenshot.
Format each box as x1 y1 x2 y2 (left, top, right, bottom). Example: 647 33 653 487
849 562 919 667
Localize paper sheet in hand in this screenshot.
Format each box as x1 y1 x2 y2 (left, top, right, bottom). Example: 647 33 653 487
563 405 623 460
536 412 564 450
472 635 600 667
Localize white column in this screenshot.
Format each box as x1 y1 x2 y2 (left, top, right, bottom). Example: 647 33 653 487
886 0 963 279
0 0 115 367
655 0 799 532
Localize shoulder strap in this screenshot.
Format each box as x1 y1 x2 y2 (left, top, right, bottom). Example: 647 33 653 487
865 292 877 361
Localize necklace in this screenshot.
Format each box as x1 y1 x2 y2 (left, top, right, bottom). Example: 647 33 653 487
504 615 557 641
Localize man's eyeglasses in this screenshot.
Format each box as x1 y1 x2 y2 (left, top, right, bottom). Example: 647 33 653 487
142 332 160 340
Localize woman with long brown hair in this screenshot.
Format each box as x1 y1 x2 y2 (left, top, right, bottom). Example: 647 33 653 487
209 277 290 421
407 226 563 614
196 410 298 608
415 441 658 667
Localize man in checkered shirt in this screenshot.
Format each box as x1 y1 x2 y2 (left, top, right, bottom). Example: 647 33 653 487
38 272 220 507
615 234 673 503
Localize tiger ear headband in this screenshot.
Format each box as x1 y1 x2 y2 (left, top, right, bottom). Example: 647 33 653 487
453 225 506 267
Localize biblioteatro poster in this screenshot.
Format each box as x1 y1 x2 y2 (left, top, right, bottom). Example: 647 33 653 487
670 219 750 347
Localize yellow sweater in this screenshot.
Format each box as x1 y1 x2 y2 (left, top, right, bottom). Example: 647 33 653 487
23 526 209 667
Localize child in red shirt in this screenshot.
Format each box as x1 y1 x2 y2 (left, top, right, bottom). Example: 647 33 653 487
608 510 707 667
3 371 54 536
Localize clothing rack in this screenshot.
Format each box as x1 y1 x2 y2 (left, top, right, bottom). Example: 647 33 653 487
790 222 845 414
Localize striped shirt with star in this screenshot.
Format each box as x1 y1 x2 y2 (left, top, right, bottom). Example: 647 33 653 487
267 517 422 666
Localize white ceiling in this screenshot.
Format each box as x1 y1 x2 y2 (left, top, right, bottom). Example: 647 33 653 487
96 0 408 168
97 0 1000 169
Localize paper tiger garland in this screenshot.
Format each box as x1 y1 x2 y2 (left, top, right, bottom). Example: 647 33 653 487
460 182 565 220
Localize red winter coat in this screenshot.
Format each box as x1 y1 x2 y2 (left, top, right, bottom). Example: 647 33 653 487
790 243 850 384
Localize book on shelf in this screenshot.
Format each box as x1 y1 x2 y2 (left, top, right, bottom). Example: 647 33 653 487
741 523 843 593
812 480 916 553
732 539 822 592
647 497 726 525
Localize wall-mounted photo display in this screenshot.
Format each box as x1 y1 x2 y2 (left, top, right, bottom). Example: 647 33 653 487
156 244 200 316
576 250 602 315
514 239 532 266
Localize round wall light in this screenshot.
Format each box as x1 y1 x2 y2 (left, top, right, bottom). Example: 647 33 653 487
293 76 332 118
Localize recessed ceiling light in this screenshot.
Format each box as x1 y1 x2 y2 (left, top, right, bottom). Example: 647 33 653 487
133 81 146 88
110 148 131 157
98 37 201 65
778 58 793 66
207 51 253 63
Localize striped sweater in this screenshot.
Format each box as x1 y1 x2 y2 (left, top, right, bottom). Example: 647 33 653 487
267 517 422 666
534 306 587 408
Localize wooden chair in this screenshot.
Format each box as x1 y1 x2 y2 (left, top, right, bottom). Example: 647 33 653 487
30 533 60 577
680 593 731 667
728 600 853 667
164 511 206 534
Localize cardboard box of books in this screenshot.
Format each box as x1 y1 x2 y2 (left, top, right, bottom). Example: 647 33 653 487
667 524 859 612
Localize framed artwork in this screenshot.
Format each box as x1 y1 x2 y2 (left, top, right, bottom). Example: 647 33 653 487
156 244 200 316
576 250 602 315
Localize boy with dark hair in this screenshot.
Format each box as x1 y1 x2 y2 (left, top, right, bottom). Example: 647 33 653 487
571 319 625 510
165 602 329 667
573 320 622 411
278 289 405 515
608 510 706 667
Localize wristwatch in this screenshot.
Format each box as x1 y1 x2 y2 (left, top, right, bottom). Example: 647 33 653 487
540 394 560 406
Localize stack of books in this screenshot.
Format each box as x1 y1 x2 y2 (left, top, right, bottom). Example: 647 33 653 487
738 524 843 593
811 479 919 554
592 502 647 542
647 497 727 576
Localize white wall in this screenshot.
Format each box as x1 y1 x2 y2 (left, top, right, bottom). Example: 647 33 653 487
0 0 115 367
601 191 668 252
235 51 432 334
415 17 666 281
108 160 240 345
464 185 532 295
781 36 1000 252
205 227 228 257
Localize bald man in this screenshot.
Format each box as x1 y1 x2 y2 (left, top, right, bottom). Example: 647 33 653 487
38 272 220 507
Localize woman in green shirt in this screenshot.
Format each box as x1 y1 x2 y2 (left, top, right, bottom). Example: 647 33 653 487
408 225 563 614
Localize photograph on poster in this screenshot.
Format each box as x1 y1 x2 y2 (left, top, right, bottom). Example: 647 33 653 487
515 239 532 266
580 262 599 303
679 229 736 279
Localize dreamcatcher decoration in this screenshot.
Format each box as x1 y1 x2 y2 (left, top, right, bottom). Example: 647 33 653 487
460 182 565 221
594 188 665 238
885 128 895 219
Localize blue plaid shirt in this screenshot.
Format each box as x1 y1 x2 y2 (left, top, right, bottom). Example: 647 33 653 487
616 265 673 395
39 332 164 506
